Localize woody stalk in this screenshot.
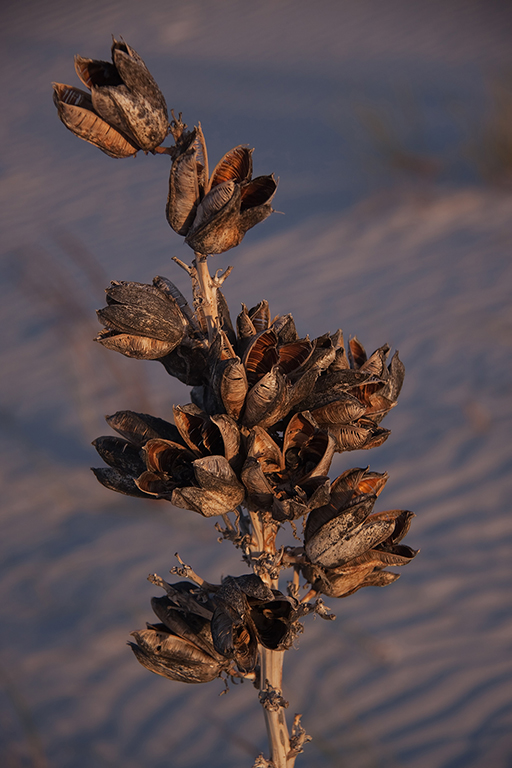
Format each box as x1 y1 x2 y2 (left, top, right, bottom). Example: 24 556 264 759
53 38 417 768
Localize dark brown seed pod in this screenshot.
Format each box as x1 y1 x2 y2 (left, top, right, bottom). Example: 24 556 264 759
111 38 167 116
159 343 209 386
150 596 219 659
209 414 242 469
219 358 249 420
240 457 275 512
248 300 271 333
329 343 350 371
166 148 202 235
171 484 243 517
302 333 337 374
92 436 146 477
101 281 186 338
287 368 320 412
236 303 257 341
306 504 412 570
247 426 283 471
192 455 245 501
272 314 299 344
242 366 288 428
332 419 390 452
311 393 367 426
129 627 229 683
184 182 241 253
173 404 230 456
95 280 186 359
243 329 279 387
211 602 258 674
105 410 182 446
56 39 168 155
380 350 405 403
327 467 388 512
143 438 198 473
74 39 168 151
304 494 376 562
302 560 377 599
92 466 150 498
347 542 418 568
360 344 390 376
210 575 297 672
182 153 277 253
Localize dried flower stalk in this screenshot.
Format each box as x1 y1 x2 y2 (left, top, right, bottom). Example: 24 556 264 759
54 38 417 768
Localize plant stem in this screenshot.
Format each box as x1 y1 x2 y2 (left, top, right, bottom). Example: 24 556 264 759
260 648 292 768
191 257 295 766
250 511 293 767
194 252 218 342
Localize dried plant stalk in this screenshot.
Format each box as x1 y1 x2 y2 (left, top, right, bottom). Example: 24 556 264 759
53 36 417 768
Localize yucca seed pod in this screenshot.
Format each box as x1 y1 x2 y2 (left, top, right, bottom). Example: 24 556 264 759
91 466 150 498
52 83 139 158
241 415 335 521
92 435 146 477
272 314 299 344
302 507 417 599
105 410 182 446
130 626 230 683
240 459 275 513
331 419 390 452
73 39 168 152
311 393 367 426
130 582 232 684
171 455 245 517
242 366 289 428
95 280 186 359
236 303 257 341
159 343 209 386
301 560 393 599
304 494 377 569
151 595 224 662
248 300 271 333
166 147 203 235
210 575 300 673
218 358 249 420
171 142 277 254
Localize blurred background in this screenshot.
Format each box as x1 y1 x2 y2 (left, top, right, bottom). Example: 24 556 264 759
1 1 512 766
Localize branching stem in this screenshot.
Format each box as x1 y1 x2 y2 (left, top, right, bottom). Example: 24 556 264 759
194 252 218 342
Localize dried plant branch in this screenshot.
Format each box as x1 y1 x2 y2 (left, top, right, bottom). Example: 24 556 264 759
53 35 416 768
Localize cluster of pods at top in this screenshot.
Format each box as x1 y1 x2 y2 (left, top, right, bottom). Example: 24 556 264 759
93 278 417 604
53 39 277 254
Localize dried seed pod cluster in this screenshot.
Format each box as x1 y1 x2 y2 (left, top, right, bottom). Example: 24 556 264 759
167 139 277 254
54 38 416 766
93 287 417 600
130 574 309 684
53 38 168 156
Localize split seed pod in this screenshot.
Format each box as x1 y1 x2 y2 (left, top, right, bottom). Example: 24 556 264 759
167 143 277 253
95 280 187 359
52 83 139 158
54 38 168 154
130 583 231 683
